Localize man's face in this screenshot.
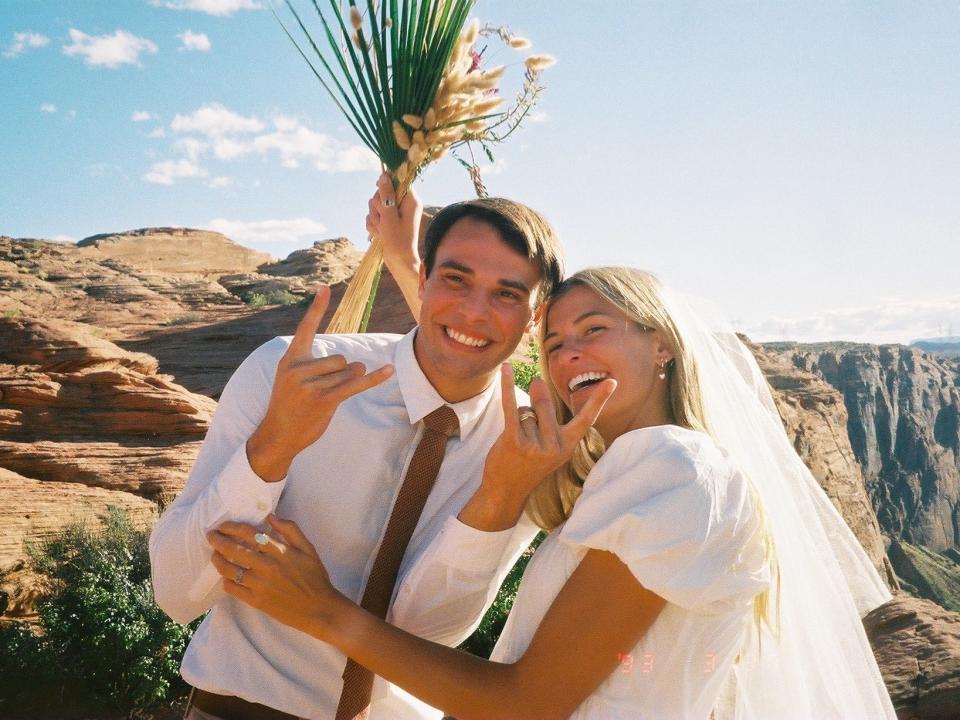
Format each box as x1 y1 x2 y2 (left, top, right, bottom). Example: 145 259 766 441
414 216 542 403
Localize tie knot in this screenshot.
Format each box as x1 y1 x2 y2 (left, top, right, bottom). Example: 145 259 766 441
423 405 459 438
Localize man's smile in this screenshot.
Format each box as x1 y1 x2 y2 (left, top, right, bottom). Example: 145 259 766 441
444 326 492 349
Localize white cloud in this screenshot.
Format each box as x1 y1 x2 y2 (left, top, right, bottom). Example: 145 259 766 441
744 294 960 345
152 104 376 184
132 110 155 122
63 28 158 68
67 109 76 119
3 31 50 58
205 217 328 245
527 111 548 123
178 30 211 52
250 114 379 172
151 0 261 17
173 137 207 161
207 176 233 188
171 102 263 137
50 234 77 244
40 103 57 113
148 127 167 138
212 136 252 160
143 158 207 185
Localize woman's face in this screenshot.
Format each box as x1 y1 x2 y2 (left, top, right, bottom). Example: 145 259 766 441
542 284 673 443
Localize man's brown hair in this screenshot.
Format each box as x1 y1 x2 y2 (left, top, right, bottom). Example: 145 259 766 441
422 198 564 305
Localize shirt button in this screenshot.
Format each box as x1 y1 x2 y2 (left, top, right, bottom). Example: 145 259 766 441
256 501 268 512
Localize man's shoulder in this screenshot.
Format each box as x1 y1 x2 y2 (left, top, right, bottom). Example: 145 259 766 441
248 332 405 362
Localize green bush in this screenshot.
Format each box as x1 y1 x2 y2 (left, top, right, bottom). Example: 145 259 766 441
0 509 199 717
243 289 302 308
511 343 540 392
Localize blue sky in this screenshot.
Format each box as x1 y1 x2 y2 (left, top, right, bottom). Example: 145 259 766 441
2 1 958 344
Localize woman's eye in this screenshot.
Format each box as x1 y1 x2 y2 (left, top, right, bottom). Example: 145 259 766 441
545 343 561 355
585 325 606 336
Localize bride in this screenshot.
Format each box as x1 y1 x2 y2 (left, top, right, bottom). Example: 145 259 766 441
208 266 896 719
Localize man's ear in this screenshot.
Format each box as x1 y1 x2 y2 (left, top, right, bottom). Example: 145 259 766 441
417 263 428 299
527 302 546 333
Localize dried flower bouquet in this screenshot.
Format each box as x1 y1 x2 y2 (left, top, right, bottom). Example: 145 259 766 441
278 0 554 332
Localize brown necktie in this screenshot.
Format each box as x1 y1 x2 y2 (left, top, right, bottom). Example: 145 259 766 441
335 405 460 720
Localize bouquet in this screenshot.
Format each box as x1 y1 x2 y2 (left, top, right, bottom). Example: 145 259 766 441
278 0 554 332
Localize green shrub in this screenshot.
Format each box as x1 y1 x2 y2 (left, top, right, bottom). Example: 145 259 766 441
0 509 199 717
511 343 540 392
162 312 201 326
243 289 302 308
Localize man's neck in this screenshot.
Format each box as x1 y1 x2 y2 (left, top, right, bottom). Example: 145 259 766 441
412 328 496 404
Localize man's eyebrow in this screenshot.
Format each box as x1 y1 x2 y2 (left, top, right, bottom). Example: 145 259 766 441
437 259 532 295
543 311 606 341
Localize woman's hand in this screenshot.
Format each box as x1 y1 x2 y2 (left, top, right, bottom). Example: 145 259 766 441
459 364 616 531
208 515 349 639
367 171 423 320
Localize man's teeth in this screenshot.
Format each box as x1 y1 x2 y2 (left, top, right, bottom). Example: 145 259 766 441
568 371 608 392
446 327 490 348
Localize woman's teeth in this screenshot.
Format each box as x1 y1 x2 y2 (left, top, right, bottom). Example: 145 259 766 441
568 371 608 392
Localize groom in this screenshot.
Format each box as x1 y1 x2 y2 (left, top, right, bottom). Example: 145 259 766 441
150 175 563 719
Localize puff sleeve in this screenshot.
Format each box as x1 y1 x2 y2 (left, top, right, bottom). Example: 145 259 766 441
559 427 770 611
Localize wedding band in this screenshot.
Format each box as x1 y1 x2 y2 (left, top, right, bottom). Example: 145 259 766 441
234 567 246 586
518 410 537 423
254 532 270 547
383 198 396 207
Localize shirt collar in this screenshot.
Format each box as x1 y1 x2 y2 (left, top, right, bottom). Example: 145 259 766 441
394 329 499 440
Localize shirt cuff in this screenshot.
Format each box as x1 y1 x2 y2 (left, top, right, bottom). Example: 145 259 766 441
427 515 517 574
211 443 287 525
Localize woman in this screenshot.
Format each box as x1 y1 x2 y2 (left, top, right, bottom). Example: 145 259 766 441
209 268 896 719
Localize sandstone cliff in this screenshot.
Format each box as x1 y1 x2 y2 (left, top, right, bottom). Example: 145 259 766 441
767 343 960 552
77 227 274 276
865 594 960 719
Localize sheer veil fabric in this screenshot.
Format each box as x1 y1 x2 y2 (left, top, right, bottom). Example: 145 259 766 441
662 287 896 719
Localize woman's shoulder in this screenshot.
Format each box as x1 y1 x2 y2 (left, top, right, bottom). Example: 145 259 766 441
590 425 733 493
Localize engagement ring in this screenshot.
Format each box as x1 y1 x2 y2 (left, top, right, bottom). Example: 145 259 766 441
234 567 246 586
518 410 537 423
384 198 396 207
254 532 270 546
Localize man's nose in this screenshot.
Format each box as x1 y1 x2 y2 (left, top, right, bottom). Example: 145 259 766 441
458 289 491 320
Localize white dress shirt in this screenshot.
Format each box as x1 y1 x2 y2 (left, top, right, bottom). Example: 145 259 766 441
489 426 771 719
150 330 537 719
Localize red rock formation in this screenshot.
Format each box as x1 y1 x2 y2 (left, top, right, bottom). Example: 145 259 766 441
865 595 960 719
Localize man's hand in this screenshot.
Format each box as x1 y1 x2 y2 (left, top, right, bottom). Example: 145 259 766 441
367 171 423 320
458 364 616 531
246 287 395 482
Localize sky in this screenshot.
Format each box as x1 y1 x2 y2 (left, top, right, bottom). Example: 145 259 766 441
2 0 958 345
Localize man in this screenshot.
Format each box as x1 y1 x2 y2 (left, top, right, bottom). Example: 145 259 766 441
149 174 564 719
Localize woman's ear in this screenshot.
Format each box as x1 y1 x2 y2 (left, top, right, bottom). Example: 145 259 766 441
653 331 674 365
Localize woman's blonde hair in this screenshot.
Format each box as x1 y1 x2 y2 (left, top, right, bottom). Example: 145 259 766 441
526 267 778 635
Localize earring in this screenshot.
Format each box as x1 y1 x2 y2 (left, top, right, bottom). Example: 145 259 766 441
658 359 667 380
